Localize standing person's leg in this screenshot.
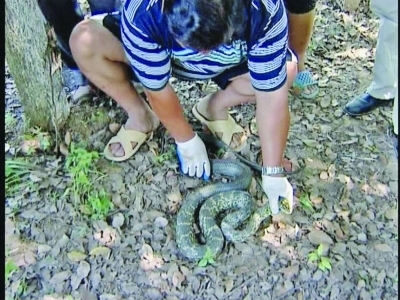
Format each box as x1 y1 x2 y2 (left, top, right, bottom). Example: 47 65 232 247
37 0 91 103
345 0 398 115
284 0 318 99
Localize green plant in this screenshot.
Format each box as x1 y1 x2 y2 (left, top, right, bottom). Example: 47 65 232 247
64 143 111 220
308 244 332 272
298 194 315 213
153 145 176 165
5 258 19 284
65 143 100 201
5 111 18 133
24 127 52 151
5 159 35 196
84 189 114 220
198 247 216 267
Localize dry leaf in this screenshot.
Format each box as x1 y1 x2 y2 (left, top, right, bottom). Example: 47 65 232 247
67 251 87 262
139 244 164 271
167 191 183 213
337 174 349 183
59 142 69 156
64 130 72 146
302 139 318 147
223 279 234 292
89 246 111 258
94 227 118 246
319 171 329 180
374 244 392 252
109 123 121 134
76 261 91 279
327 164 336 178
20 139 40 154
172 270 185 288
320 97 331 108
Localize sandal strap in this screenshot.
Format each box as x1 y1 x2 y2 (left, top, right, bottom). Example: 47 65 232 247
294 70 318 88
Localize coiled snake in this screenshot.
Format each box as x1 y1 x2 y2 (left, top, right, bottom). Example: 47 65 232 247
176 133 298 261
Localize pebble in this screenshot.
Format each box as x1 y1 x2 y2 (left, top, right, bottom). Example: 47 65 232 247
154 217 168 228
357 232 368 242
313 270 323 281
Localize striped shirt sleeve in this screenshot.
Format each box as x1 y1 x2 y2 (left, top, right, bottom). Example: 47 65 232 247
121 1 171 91
248 0 288 92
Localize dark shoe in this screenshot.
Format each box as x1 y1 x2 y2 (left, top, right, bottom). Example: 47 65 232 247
344 93 393 116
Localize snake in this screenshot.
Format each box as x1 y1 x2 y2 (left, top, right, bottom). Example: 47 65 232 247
175 133 300 261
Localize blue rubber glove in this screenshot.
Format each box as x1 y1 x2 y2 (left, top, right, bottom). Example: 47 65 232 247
262 176 294 215
176 133 211 180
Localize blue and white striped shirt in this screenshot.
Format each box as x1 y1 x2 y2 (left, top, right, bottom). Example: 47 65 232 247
121 0 288 92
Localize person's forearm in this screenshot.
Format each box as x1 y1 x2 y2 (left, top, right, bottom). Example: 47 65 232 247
255 87 290 168
145 84 195 142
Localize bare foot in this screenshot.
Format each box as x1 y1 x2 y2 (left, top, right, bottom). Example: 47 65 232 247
108 109 159 158
196 96 247 149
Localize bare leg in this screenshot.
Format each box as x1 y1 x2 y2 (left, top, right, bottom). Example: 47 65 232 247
287 10 315 72
197 61 297 148
69 19 159 157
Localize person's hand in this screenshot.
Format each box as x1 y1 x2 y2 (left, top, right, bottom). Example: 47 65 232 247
176 133 211 180
262 175 294 215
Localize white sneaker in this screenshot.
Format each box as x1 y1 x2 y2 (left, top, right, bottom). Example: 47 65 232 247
70 69 92 103
71 84 92 103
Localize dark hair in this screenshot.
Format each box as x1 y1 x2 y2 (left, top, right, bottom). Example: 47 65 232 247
164 0 246 51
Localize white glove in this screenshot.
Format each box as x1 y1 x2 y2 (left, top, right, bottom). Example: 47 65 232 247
176 133 211 179
262 175 294 215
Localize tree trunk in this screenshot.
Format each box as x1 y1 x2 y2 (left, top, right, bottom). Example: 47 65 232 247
5 0 70 132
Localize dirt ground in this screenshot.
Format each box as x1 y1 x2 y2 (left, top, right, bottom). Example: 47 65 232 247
5 1 398 299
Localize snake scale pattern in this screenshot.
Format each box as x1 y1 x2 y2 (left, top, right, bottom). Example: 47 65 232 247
176 156 292 261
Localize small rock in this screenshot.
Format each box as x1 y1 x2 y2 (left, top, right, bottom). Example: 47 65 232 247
146 288 162 300
332 243 346 254
79 288 97 300
357 233 367 242
279 264 299 278
49 271 70 285
154 217 169 228
313 270 323 281
385 209 397 220
100 294 122 300
357 279 366 291
366 223 379 237
330 285 340 300
112 213 125 228
37 244 52 257
359 289 372 300
308 229 334 245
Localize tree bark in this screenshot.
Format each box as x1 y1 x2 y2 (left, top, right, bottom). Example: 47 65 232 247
5 0 70 132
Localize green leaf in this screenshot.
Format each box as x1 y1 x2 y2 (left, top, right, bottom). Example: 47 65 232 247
318 262 326 271
320 257 332 270
204 247 214 260
308 252 319 262
317 244 323 257
198 259 208 267
208 258 216 265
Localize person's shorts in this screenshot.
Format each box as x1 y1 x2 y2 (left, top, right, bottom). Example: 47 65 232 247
284 0 317 14
97 12 298 90
212 48 298 90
